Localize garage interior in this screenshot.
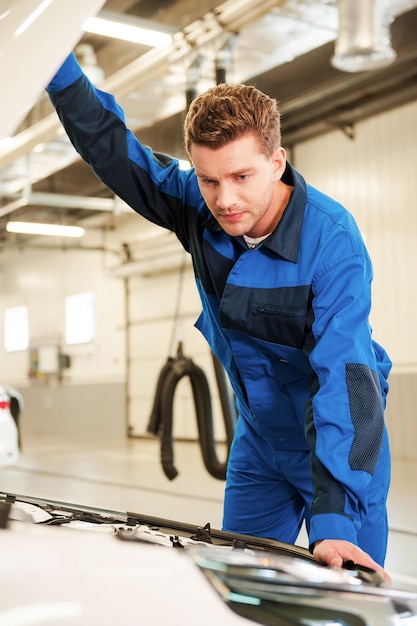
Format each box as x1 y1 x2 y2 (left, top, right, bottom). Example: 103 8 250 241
1 0 417 614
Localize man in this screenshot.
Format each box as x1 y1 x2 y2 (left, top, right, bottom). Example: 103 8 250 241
47 52 392 583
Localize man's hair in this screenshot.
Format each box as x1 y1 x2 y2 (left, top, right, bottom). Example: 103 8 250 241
183 83 281 159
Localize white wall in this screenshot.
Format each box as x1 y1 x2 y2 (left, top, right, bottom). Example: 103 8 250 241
0 245 125 384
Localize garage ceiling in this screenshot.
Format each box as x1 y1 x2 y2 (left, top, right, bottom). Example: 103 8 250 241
1 0 417 249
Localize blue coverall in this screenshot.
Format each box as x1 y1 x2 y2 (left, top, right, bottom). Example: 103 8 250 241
47 53 392 564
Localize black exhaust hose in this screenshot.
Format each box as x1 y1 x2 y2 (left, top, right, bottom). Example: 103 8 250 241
159 356 228 481
146 356 175 436
147 345 186 436
189 362 228 480
159 358 192 480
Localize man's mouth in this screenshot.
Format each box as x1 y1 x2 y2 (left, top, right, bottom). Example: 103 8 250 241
220 212 244 222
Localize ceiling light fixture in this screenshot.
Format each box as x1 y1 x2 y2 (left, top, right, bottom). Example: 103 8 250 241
83 11 173 48
331 0 397 73
6 221 85 238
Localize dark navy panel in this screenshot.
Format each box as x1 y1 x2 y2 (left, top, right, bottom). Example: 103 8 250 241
201 235 241 298
310 456 348 518
220 284 313 348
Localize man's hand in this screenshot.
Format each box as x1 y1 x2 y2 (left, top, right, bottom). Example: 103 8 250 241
312 539 392 585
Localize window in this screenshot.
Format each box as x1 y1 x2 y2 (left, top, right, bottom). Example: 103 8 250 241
4 305 29 352
65 292 95 345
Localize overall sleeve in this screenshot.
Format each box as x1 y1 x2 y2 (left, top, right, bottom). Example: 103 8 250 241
304 222 391 547
46 52 198 248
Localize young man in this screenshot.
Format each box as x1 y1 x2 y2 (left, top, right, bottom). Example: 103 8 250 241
47 52 392 583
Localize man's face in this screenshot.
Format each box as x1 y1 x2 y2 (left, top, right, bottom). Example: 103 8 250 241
191 132 287 238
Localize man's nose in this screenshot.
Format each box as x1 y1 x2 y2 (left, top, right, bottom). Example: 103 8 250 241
216 183 237 210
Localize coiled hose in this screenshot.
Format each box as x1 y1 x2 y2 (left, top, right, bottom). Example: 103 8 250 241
147 342 236 480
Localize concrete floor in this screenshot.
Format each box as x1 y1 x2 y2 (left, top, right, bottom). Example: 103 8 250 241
1 433 416 592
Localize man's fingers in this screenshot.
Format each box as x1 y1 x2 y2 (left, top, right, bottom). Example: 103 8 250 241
312 540 392 585
327 554 344 568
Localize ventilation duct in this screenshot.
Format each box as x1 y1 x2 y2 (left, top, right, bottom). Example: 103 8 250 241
331 0 397 72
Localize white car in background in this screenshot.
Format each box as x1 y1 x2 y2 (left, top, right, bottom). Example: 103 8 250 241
0 385 19 466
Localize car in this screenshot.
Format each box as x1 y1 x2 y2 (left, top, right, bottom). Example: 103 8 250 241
1 494 416 626
0 385 19 466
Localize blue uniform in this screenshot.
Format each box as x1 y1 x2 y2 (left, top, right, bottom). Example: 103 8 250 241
47 53 392 564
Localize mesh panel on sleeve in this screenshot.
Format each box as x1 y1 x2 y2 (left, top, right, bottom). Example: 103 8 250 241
346 363 384 475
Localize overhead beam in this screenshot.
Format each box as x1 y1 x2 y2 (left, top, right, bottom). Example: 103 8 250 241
0 192 131 218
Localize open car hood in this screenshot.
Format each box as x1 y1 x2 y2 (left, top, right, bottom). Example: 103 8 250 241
0 0 105 140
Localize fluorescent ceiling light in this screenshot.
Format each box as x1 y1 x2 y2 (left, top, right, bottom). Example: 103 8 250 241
83 13 173 48
6 221 85 238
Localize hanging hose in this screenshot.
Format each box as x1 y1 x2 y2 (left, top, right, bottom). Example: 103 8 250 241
146 356 175 437
147 342 232 481
145 240 237 480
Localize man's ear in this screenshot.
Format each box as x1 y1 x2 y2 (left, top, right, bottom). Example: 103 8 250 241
272 146 287 180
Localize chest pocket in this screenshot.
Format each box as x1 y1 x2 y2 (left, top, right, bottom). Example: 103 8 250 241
220 283 313 349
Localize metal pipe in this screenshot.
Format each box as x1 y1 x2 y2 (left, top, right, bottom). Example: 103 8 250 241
0 192 131 218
